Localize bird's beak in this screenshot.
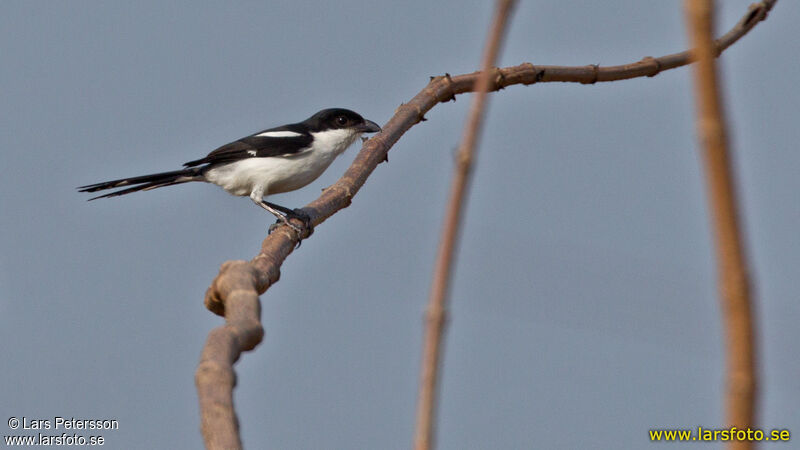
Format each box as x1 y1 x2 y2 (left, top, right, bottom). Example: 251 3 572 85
357 119 381 133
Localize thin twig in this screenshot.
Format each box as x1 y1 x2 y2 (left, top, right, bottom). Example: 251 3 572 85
194 2 776 447
685 1 757 448
413 1 516 449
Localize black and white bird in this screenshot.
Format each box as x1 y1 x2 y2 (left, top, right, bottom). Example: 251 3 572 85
79 108 381 233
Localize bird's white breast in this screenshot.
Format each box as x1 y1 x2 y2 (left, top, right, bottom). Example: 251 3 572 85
203 128 361 196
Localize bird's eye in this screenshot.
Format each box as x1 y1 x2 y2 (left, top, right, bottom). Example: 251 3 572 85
335 116 348 126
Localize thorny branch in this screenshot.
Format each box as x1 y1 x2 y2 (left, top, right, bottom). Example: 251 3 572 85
195 2 776 448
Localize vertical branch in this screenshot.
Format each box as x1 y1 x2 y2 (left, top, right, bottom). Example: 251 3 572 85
196 261 266 450
413 1 516 450
685 0 757 447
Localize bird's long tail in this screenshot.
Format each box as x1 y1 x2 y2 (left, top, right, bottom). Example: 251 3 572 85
78 168 203 200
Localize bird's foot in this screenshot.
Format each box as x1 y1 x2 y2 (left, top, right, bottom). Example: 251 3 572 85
267 209 314 247
290 209 313 233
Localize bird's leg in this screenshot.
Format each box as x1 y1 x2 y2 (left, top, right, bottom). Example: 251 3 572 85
250 189 313 244
261 201 296 217
250 194 313 240
263 201 313 235
250 194 299 233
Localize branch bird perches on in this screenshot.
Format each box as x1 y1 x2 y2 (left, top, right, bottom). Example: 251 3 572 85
195 2 776 448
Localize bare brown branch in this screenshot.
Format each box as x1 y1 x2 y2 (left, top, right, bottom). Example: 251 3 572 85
195 2 776 447
195 261 264 450
685 0 757 448
413 3 516 449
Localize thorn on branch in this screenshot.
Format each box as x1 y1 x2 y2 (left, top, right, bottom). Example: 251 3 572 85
408 103 427 124
396 102 428 123
342 187 353 208
438 73 457 103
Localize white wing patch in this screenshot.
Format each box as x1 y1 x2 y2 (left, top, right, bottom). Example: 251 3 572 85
254 130 303 138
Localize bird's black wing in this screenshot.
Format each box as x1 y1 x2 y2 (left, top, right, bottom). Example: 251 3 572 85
183 126 313 168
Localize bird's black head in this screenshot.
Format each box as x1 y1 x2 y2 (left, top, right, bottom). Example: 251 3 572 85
303 108 381 134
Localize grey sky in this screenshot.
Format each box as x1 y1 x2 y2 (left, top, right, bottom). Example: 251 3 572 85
1 1 798 449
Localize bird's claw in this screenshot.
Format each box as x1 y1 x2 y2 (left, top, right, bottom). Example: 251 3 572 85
267 210 314 248
267 220 286 234
291 209 313 232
